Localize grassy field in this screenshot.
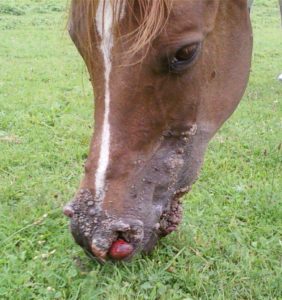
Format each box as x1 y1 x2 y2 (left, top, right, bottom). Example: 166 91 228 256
0 0 281 299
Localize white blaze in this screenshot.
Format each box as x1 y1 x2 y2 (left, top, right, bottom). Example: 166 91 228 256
95 0 125 201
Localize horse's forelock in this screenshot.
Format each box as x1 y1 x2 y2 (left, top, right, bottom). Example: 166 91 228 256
72 0 172 57
121 0 172 57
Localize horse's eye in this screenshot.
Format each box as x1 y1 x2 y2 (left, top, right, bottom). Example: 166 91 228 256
175 44 198 61
169 43 200 73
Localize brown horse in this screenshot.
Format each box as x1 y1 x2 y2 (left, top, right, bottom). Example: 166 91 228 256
64 0 253 262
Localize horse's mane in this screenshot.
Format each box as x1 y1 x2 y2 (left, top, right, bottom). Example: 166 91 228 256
71 0 172 57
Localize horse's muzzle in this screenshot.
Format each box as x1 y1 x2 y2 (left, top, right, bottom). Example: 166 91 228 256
63 193 147 262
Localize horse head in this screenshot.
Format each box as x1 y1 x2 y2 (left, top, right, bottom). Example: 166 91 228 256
64 0 252 262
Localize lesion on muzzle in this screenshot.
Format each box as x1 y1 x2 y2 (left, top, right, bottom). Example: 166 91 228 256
64 189 145 262
66 190 99 252
63 125 202 262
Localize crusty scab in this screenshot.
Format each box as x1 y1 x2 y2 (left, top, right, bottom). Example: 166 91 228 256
159 191 186 236
67 189 146 261
70 189 101 239
67 189 115 261
67 187 187 256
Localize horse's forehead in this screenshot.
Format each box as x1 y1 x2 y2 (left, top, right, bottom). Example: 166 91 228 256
168 0 219 28
172 0 203 13
94 0 208 32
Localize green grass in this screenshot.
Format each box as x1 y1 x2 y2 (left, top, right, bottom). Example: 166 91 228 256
0 0 281 299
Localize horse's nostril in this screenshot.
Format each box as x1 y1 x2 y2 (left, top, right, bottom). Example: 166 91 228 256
63 204 74 218
91 242 108 262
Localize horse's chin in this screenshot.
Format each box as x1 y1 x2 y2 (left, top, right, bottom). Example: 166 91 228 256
159 195 184 236
140 193 185 255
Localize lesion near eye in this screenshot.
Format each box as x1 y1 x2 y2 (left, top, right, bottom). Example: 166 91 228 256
158 42 202 74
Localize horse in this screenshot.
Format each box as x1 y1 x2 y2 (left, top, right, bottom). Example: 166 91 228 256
64 0 253 262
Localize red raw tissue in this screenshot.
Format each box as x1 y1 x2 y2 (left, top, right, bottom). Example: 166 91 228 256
109 239 134 260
